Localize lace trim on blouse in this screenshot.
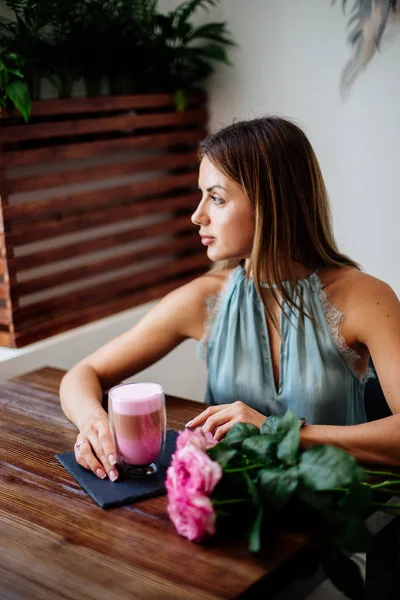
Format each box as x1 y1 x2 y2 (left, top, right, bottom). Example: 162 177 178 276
317 285 364 381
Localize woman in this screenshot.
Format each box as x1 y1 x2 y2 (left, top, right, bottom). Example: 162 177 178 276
59 116 400 482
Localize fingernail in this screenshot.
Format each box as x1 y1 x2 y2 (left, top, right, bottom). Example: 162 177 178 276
109 454 117 465
109 470 118 482
96 468 106 479
185 420 193 428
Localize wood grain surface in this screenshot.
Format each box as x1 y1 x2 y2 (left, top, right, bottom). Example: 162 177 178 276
0 367 316 600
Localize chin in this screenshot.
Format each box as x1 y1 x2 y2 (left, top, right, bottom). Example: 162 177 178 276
206 248 241 263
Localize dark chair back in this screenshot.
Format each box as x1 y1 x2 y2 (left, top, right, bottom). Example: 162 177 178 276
364 361 392 422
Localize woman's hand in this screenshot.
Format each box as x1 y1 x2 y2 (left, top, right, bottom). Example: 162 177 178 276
74 414 119 481
186 401 266 441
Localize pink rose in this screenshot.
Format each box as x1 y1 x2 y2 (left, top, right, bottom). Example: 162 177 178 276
176 427 218 453
167 432 222 542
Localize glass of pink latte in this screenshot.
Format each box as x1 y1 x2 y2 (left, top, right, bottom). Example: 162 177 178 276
108 382 166 477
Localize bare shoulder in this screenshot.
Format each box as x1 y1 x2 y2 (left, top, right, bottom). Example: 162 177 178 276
320 266 400 327
159 268 233 340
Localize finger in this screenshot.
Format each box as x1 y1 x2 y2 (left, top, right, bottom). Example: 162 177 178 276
97 420 118 469
88 434 119 482
201 409 232 435
75 439 107 479
187 405 227 429
213 421 235 442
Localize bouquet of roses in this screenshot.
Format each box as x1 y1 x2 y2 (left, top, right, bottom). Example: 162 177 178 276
166 409 400 600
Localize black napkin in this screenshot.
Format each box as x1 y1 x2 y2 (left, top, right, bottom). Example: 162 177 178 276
56 429 178 509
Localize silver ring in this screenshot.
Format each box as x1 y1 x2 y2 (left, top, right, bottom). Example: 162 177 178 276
75 440 88 451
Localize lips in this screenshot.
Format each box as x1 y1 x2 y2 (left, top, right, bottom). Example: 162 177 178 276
200 234 215 246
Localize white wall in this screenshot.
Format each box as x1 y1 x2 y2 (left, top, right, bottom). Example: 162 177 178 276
205 0 400 293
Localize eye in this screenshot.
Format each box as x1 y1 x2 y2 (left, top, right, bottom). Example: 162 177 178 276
210 195 225 206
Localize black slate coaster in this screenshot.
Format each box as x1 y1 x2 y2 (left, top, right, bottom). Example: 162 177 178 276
56 429 178 509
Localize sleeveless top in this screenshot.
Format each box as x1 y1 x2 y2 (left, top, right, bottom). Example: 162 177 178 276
198 265 374 426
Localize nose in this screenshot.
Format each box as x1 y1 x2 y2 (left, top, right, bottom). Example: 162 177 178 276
191 199 210 227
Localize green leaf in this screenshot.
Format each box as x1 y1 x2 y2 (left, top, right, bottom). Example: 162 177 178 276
6 68 24 79
5 80 31 122
248 506 263 553
207 442 238 467
339 483 372 514
242 434 279 463
243 470 259 506
334 515 372 553
261 415 282 435
299 445 365 491
258 467 299 509
174 89 188 112
321 547 366 600
224 422 260 446
196 43 229 63
277 420 301 466
296 484 335 513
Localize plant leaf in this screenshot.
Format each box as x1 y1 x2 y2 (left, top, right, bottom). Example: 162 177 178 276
334 515 372 553
260 415 282 435
299 445 365 491
174 89 188 111
5 80 31 122
242 434 279 464
224 422 260 447
339 482 372 514
248 506 263 553
276 416 301 466
258 467 299 509
207 441 238 467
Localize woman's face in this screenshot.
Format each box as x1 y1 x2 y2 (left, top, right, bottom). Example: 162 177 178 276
192 156 254 262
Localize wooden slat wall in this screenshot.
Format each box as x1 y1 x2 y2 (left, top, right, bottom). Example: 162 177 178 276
0 93 209 348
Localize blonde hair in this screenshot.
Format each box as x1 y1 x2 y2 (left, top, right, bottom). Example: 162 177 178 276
199 116 359 328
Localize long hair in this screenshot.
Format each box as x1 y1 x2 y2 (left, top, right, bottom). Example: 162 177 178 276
198 116 359 329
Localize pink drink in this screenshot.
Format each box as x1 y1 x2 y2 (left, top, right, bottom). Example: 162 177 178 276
109 383 164 466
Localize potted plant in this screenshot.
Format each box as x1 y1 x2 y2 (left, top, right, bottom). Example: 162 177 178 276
0 0 234 104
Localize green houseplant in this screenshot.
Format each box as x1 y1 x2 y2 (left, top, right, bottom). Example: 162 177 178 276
0 0 234 105
0 51 30 121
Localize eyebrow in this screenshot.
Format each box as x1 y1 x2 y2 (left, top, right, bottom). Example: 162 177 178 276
197 184 227 192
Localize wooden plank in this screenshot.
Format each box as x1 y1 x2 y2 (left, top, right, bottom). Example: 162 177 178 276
13 252 209 326
11 213 194 271
8 151 199 195
0 307 11 325
0 109 207 144
0 511 217 600
0 330 14 347
3 172 197 222
1 92 204 118
12 272 204 347
7 191 198 250
14 231 200 297
4 129 207 168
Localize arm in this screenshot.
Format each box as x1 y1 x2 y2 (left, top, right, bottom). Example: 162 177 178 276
301 276 400 466
59 275 212 478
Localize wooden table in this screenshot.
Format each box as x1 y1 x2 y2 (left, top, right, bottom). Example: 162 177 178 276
0 367 398 600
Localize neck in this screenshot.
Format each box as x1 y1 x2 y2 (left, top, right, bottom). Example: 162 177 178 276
244 259 314 281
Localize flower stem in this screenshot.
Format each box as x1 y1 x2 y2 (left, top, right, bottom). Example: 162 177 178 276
370 480 400 490
365 469 400 478
370 501 400 510
213 498 249 506
225 464 264 473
